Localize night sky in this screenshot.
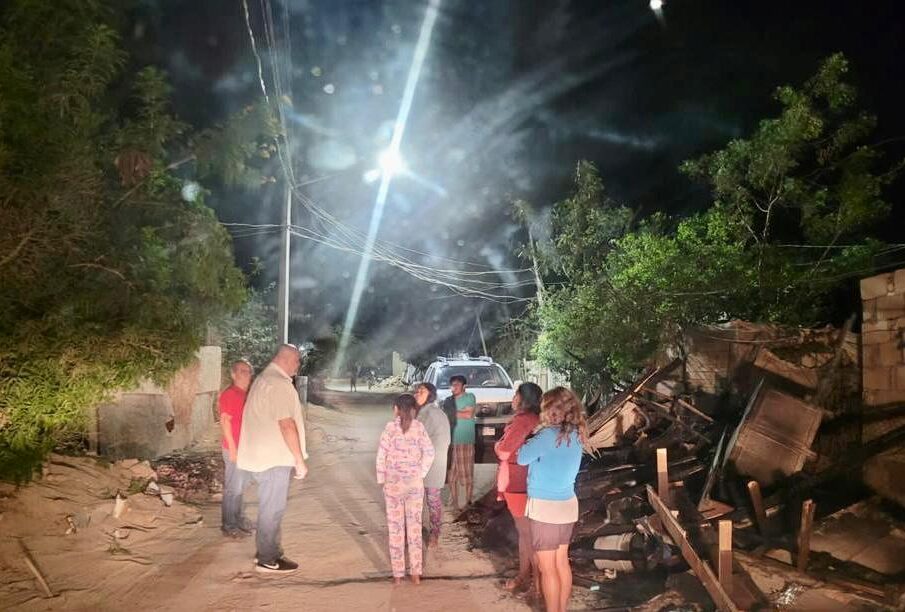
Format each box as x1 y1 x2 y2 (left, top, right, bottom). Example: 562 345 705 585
127 0 905 358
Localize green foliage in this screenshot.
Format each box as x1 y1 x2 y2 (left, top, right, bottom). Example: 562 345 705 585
220 285 279 371
0 0 273 481
536 54 900 388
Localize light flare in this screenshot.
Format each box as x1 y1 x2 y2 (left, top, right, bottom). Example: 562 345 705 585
333 0 443 377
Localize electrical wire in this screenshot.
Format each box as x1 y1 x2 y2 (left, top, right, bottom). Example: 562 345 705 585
240 0 534 304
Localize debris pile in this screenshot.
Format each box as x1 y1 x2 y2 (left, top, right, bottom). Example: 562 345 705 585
0 455 203 607
152 450 224 503
371 374 406 390
467 280 905 611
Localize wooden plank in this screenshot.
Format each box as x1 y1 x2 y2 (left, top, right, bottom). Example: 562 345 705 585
646 485 741 612
718 520 733 592
746 481 766 536
19 540 54 598
640 384 716 423
677 397 715 423
797 499 816 572
656 448 670 507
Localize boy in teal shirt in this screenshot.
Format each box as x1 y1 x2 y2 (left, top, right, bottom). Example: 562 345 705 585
448 375 476 508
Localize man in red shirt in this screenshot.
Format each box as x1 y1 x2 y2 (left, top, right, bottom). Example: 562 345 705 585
221 359 253 537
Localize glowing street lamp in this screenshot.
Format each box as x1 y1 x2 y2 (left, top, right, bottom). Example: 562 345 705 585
649 0 663 10
377 148 406 178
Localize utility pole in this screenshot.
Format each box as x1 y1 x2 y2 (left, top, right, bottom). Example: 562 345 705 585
276 182 291 344
476 310 488 357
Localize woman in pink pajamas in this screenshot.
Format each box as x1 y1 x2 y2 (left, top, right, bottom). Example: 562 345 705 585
376 393 435 584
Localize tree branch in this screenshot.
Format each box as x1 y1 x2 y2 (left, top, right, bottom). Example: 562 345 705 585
0 228 36 269
69 262 128 281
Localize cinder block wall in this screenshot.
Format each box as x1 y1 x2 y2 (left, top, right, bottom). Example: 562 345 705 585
861 269 905 507
96 346 222 459
860 270 905 414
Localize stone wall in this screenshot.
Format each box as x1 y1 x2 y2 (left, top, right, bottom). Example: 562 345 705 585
95 346 222 460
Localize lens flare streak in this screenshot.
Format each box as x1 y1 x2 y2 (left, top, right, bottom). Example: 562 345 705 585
334 0 443 376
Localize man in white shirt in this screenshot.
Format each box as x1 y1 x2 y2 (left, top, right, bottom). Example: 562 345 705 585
237 344 308 573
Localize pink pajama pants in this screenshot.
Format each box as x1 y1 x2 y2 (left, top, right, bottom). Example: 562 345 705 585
425 487 442 539
385 484 424 577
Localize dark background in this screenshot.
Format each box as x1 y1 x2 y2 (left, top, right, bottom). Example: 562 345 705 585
126 0 905 358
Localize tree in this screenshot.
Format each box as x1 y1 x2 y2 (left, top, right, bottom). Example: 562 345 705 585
536 55 901 390
532 161 634 390
0 0 278 480
220 284 279 371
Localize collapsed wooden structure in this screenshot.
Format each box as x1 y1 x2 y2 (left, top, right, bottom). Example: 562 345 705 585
466 287 905 609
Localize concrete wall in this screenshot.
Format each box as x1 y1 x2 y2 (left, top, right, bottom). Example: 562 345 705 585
95 346 222 460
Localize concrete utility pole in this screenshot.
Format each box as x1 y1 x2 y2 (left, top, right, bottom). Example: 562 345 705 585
476 310 488 357
276 182 291 344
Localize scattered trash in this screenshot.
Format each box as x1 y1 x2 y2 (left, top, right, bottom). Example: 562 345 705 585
127 460 157 481
112 494 129 519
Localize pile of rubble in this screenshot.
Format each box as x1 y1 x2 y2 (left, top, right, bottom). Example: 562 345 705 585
467 270 905 611
371 374 406 390
152 450 224 503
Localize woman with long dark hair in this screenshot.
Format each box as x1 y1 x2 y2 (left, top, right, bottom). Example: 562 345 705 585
414 382 451 547
376 393 435 584
517 387 592 612
494 382 543 594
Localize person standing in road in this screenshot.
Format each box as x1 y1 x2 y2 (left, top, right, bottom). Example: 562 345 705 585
220 359 254 538
237 344 309 573
350 364 358 392
446 375 477 509
494 382 542 593
377 393 435 585
414 382 450 547
517 387 592 612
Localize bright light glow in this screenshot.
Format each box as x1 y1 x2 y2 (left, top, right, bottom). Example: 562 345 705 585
649 0 663 10
363 168 381 184
333 0 442 377
378 148 406 177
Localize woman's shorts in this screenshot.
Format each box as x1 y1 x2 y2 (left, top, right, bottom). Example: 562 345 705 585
503 492 528 518
529 519 574 551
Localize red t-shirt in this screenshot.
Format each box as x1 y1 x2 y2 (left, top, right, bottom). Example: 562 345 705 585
219 385 247 450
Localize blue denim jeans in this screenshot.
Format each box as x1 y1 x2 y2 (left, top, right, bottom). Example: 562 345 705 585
221 450 251 530
251 466 293 564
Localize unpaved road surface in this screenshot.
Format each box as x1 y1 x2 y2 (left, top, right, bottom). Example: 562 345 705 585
1 391 530 612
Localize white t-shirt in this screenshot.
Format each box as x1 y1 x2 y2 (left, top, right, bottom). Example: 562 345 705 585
236 363 308 472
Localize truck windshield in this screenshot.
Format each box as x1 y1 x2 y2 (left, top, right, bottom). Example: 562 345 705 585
437 365 511 389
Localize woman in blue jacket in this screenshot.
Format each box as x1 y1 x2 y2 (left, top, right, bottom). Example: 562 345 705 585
517 387 592 612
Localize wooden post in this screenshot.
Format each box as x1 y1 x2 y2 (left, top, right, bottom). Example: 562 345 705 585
646 486 741 612
797 499 816 572
718 520 733 592
747 481 766 534
657 448 670 507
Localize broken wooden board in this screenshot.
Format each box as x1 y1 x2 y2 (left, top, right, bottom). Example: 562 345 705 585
646 485 741 612
725 382 823 486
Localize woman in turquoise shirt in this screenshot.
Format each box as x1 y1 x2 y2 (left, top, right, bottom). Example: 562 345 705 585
517 387 592 612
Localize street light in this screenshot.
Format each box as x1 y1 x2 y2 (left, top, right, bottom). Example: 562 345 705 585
377 148 406 178
649 0 663 11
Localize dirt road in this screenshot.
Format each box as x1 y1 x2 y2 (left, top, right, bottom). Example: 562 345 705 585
3 391 529 611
